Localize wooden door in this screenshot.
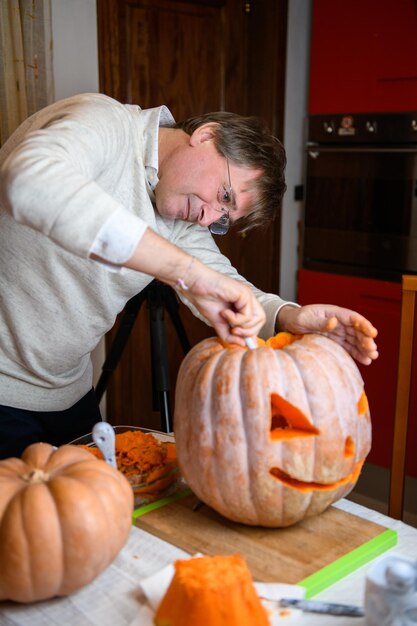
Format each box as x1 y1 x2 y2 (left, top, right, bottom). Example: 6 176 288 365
96 0 288 430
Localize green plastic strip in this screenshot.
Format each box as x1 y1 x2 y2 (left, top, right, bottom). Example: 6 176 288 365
298 528 398 598
132 487 192 523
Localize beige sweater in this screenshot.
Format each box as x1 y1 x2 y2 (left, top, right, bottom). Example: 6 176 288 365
0 93 286 411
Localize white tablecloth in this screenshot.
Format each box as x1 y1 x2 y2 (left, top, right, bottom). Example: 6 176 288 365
0 499 416 626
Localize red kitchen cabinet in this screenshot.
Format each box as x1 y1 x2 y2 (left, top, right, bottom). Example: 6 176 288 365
309 0 417 113
298 269 417 477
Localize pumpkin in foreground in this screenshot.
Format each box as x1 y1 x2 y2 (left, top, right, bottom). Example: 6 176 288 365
174 332 371 527
0 442 134 603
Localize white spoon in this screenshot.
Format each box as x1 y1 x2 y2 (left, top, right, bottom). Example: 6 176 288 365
92 422 117 469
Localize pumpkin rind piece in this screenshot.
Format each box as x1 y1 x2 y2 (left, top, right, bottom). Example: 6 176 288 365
174 333 371 527
0 443 134 603
154 554 269 626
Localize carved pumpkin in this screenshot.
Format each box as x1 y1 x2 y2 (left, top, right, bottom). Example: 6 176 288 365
174 333 371 527
0 443 134 603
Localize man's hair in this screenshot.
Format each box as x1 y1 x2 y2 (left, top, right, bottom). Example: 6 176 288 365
174 112 286 231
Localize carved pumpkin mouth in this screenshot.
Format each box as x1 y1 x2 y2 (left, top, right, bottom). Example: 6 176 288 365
270 461 364 492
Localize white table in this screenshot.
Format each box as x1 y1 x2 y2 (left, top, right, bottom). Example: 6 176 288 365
0 499 416 625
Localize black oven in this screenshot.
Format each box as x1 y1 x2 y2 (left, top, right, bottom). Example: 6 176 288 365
302 112 417 281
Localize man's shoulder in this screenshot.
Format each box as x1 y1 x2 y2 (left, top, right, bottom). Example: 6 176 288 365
33 93 136 125
50 92 130 116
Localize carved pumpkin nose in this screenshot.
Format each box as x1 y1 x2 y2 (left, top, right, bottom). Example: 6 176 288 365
345 436 355 458
174 332 372 528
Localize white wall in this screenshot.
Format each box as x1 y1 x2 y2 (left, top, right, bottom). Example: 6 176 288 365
280 0 312 301
51 0 99 100
50 0 104 392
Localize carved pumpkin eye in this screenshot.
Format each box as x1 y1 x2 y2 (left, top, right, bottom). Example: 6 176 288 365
174 332 372 528
270 393 320 440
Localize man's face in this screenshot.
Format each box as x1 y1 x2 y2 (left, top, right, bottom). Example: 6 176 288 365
154 123 262 229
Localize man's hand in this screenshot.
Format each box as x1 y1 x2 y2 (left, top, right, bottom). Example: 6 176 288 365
277 304 379 365
115 229 265 346
183 268 266 346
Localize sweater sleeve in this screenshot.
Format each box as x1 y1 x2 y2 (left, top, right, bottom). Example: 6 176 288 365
0 93 148 259
170 221 295 339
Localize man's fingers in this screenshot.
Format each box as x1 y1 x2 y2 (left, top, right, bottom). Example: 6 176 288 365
323 316 339 332
223 307 265 336
213 320 246 346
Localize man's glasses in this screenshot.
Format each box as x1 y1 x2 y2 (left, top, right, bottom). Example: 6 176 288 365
209 158 235 236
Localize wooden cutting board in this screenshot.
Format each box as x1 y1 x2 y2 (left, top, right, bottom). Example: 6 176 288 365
135 492 397 596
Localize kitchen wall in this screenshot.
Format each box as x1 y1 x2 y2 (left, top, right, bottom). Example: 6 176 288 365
280 0 311 302
51 0 99 100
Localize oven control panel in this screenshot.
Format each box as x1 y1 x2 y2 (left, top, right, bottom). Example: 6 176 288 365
308 112 417 144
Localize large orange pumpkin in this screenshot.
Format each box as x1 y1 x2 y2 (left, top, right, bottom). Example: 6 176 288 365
174 333 371 527
0 442 134 603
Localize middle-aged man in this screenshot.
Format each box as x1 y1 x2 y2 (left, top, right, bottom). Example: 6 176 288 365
0 92 378 458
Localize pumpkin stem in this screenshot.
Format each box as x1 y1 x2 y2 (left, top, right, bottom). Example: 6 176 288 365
22 468 50 484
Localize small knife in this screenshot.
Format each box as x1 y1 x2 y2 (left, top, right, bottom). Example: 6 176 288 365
279 597 365 617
